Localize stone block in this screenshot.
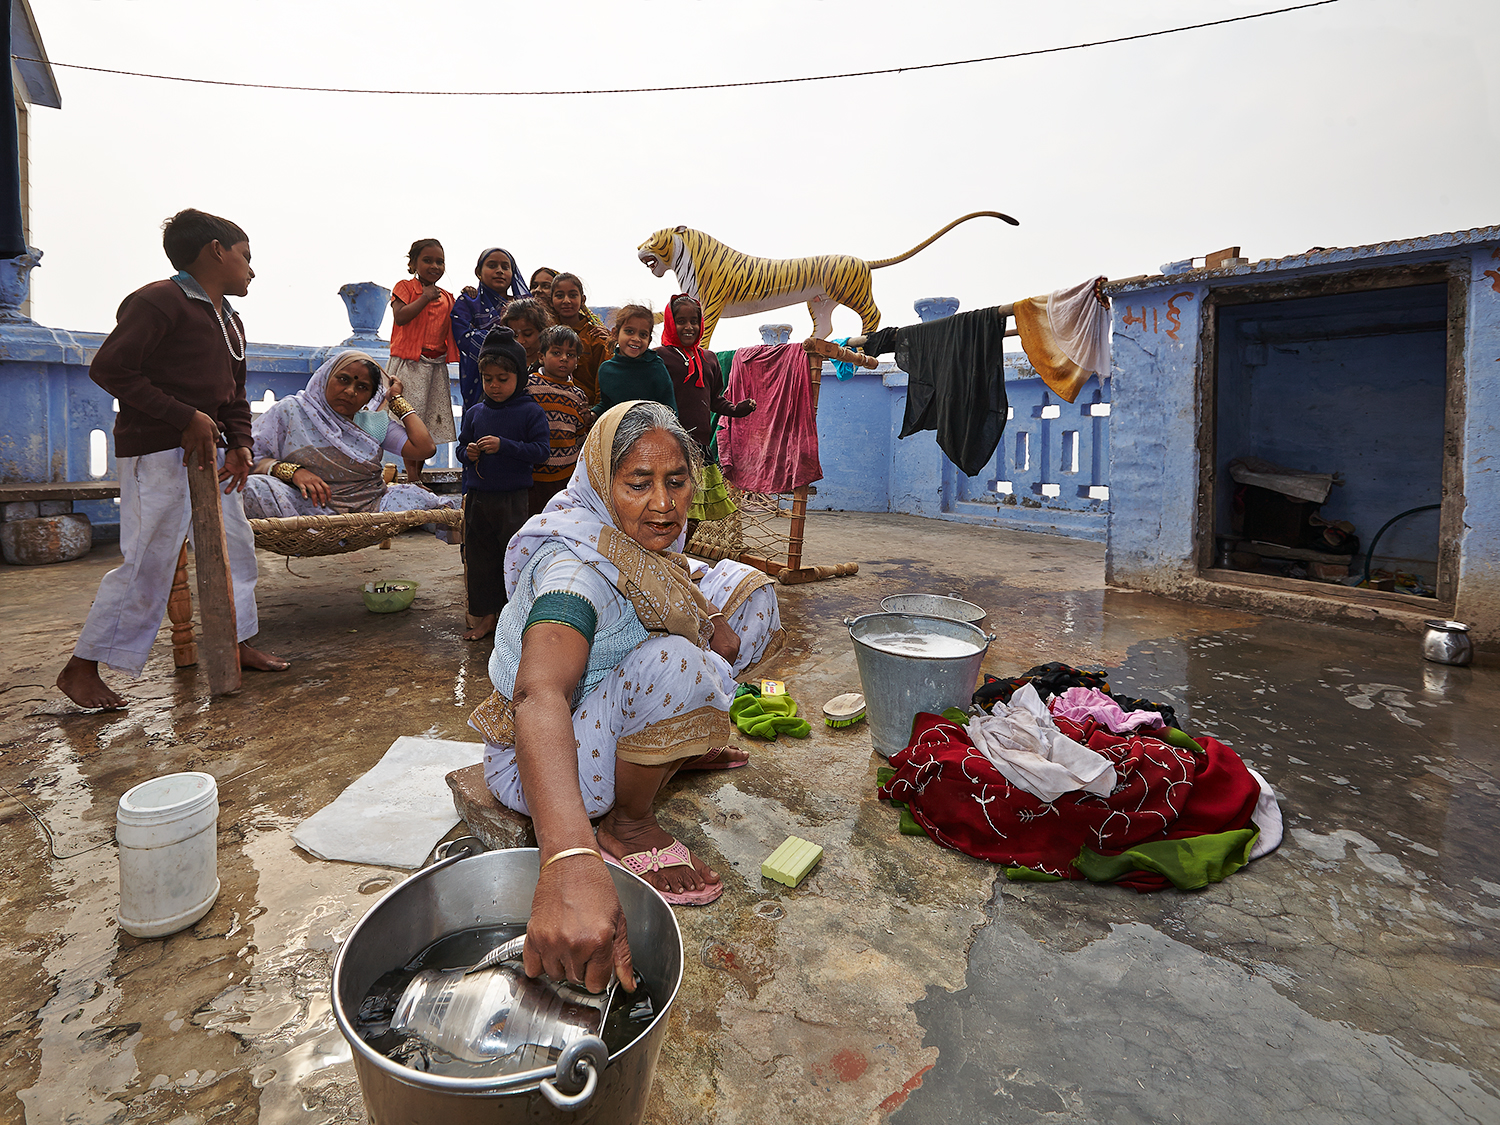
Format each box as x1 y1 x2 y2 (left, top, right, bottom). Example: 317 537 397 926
37 500 74 516
0 513 92 565
1 500 39 521
445 763 535 851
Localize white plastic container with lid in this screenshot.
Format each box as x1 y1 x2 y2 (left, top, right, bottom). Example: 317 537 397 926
116 771 221 939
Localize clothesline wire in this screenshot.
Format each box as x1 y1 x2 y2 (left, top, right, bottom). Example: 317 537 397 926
13 1 1339 99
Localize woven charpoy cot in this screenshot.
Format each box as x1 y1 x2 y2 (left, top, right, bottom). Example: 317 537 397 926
247 507 464 558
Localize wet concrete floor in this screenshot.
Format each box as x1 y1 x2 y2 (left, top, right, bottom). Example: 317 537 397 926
0 511 1495 1123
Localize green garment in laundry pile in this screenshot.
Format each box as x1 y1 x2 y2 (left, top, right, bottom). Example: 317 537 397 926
731 683 811 740
1072 827 1259 891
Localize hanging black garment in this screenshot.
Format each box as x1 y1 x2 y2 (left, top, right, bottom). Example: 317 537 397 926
892 309 1010 477
861 326 901 358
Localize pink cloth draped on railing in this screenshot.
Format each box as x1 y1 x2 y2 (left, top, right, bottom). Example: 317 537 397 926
716 344 822 493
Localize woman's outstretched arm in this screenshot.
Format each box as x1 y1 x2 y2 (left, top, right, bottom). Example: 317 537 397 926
512 623 636 994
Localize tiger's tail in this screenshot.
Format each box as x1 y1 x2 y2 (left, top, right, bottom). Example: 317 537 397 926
867 211 1020 270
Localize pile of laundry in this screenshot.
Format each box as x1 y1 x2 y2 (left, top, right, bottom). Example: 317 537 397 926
877 663 1282 892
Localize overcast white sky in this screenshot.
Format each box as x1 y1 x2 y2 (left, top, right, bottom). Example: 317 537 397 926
22 0 1500 351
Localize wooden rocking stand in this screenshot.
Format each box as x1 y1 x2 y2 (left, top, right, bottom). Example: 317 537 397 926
715 338 874 586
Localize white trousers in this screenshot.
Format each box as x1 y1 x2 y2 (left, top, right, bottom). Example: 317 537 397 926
75 448 260 676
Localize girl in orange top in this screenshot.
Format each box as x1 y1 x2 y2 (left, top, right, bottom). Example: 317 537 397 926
389 238 459 482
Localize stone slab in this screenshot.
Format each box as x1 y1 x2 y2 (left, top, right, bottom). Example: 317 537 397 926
446 763 535 850
0 513 91 565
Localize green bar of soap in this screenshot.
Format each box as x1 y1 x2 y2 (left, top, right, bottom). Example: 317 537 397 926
761 836 823 887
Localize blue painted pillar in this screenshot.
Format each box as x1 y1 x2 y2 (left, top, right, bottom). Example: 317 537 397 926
759 324 792 345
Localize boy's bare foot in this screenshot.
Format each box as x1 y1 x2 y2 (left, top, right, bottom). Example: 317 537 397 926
597 809 720 900
462 614 498 642
238 642 289 672
56 657 127 710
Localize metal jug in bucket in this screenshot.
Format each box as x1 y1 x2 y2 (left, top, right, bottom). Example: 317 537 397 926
390 935 618 1073
848 613 995 756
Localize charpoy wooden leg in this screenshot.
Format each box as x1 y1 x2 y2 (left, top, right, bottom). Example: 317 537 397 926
169 539 197 667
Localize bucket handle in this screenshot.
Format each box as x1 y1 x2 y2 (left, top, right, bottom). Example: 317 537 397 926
540 1035 607 1109
431 835 486 865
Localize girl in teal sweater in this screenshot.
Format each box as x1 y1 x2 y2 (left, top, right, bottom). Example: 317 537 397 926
595 304 677 417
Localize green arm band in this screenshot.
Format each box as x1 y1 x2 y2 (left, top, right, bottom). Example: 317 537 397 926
525 591 598 645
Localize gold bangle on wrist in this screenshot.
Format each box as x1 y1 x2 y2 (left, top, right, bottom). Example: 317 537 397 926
540 846 603 872
271 461 301 483
388 395 415 419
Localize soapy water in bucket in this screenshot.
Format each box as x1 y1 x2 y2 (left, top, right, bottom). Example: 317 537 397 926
858 631 984 659
357 924 656 1079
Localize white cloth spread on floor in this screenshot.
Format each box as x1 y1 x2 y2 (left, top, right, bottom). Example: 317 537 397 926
1046 276 1111 377
967 683 1118 803
293 736 482 868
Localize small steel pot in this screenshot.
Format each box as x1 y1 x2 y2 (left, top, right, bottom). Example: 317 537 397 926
1422 620 1473 667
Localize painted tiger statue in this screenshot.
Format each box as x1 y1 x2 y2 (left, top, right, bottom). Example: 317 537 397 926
637 211 1018 347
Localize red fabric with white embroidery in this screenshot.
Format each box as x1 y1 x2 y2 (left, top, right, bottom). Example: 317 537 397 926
877 712 1260 890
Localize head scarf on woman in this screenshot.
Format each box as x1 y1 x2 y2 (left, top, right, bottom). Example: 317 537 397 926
250 350 393 513
660 293 705 388
503 401 716 643
475 246 530 301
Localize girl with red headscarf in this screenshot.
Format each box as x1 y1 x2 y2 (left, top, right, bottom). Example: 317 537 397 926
657 294 756 535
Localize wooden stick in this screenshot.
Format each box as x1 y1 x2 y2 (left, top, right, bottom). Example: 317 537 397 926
845 302 1016 349
737 552 785 576
185 452 241 696
777 562 859 585
168 540 197 668
783 351 824 572
801 338 879 369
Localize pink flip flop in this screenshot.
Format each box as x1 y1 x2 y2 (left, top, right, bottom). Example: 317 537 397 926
601 839 724 907
678 746 749 771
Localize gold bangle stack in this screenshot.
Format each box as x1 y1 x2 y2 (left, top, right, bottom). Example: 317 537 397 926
271 461 301 483
387 395 416 420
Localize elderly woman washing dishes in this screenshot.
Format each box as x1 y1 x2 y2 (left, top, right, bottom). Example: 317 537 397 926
471 400 783 991
242 350 458 528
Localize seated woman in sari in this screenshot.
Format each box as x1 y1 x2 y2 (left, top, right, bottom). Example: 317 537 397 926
243 350 458 526
470 401 783 991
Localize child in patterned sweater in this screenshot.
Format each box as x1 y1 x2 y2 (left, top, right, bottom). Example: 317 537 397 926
525 324 591 514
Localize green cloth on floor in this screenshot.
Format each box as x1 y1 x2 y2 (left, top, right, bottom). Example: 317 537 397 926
876 766 930 837
941 707 970 725
1073 827 1259 891
1005 867 1064 882
731 682 811 740
1162 726 1206 755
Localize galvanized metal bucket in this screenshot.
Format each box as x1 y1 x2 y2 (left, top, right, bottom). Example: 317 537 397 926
332 843 682 1124
847 613 994 756
879 592 987 624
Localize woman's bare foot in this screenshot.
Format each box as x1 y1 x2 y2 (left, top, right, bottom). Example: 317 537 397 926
679 745 749 770
55 657 127 710
597 809 721 900
462 613 498 642
238 642 289 672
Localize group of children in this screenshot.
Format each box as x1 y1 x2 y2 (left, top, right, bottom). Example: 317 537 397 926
53 212 756 708
391 238 756 642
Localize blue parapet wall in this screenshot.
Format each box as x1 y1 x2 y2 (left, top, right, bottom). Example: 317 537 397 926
0 325 466 539
810 354 1110 542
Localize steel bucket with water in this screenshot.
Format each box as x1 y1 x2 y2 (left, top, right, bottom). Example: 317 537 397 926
848 613 995 757
332 843 682 1124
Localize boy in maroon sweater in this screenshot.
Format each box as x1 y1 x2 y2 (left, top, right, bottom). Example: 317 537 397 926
56 209 287 709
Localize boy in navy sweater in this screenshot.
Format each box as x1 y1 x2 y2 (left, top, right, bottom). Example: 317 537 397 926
457 327 550 641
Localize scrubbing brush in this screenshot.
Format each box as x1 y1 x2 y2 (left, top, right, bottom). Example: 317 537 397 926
823 692 866 728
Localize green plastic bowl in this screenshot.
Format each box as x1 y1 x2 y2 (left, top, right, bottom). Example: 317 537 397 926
360 579 419 613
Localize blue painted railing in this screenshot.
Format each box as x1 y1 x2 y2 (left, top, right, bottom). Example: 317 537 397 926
1 298 1110 543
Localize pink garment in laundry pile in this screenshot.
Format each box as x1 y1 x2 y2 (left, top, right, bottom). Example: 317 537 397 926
717 343 822 493
1049 686 1166 734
